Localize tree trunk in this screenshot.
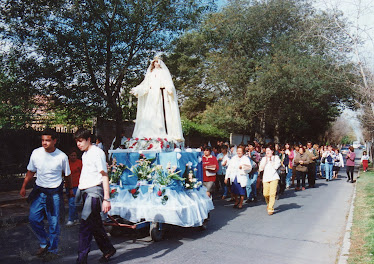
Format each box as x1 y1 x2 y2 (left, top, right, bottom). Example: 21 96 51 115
274 120 280 144
114 106 123 149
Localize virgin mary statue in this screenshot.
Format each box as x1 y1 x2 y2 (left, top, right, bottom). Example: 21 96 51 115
130 58 184 142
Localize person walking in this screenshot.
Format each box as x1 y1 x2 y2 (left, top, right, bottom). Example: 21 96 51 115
361 150 370 172
285 143 294 189
294 146 311 191
306 142 318 188
225 146 252 209
278 147 289 196
259 145 281 215
217 146 229 199
74 129 116 263
324 145 335 181
20 128 71 261
65 148 82 226
346 146 356 183
319 145 327 179
220 145 230 199
333 149 344 179
202 146 219 198
246 142 260 203
291 144 300 187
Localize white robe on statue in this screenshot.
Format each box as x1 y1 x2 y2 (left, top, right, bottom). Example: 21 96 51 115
131 59 184 142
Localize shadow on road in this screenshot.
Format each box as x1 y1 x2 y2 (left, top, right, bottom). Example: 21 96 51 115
275 202 302 214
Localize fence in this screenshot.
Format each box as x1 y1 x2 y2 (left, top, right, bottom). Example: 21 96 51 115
0 129 76 176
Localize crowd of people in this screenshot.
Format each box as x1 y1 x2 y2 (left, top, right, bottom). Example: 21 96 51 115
201 140 361 216
20 127 365 262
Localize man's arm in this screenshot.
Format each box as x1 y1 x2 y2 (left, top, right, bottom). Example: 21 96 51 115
101 171 111 213
64 174 74 197
20 170 36 197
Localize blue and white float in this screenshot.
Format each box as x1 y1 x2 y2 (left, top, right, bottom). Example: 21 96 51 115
106 57 213 240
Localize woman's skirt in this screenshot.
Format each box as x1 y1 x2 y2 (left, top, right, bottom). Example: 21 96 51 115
231 177 246 195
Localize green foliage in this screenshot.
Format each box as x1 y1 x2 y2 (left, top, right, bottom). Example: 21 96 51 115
349 170 374 264
1 0 213 142
0 53 39 129
181 117 229 139
170 0 358 142
341 135 354 145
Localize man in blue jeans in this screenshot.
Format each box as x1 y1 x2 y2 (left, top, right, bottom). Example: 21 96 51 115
20 128 71 261
246 143 260 203
74 129 116 264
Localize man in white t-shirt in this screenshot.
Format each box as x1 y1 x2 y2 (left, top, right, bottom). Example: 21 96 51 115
74 129 116 264
20 128 71 261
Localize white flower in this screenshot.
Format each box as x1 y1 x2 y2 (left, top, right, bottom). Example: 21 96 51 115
192 178 197 182
187 161 193 168
185 183 190 187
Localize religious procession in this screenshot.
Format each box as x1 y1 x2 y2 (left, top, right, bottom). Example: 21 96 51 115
1 0 373 264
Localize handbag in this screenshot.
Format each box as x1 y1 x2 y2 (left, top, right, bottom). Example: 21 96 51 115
277 165 286 175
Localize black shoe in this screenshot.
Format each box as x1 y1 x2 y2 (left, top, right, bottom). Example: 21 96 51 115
99 248 116 263
245 199 252 204
326 179 329 182
351 181 354 183
347 179 350 182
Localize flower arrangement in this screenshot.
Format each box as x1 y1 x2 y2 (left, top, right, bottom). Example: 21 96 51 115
129 154 156 181
183 162 202 189
108 158 127 185
123 137 175 151
152 162 184 186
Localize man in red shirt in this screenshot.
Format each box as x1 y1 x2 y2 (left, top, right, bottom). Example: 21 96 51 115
202 146 219 198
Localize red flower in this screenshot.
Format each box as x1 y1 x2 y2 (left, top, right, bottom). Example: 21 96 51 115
111 189 116 194
129 146 133 149
135 138 139 141
157 190 162 196
130 189 137 194
127 138 130 141
164 138 167 141
147 144 153 150
166 145 170 148
157 137 162 141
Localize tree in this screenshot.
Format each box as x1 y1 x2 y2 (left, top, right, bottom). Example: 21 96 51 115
0 51 40 129
1 0 214 145
169 0 358 143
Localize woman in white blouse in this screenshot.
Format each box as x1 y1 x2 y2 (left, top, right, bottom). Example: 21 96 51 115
224 146 252 209
259 145 281 215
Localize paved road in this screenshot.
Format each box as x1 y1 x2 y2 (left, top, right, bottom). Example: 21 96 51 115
0 153 359 264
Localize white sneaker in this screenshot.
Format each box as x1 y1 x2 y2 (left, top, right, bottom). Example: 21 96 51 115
66 221 74 226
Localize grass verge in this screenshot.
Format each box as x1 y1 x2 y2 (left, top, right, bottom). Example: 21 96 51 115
349 168 374 264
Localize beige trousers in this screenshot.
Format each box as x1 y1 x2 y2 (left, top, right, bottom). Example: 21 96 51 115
263 180 279 213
